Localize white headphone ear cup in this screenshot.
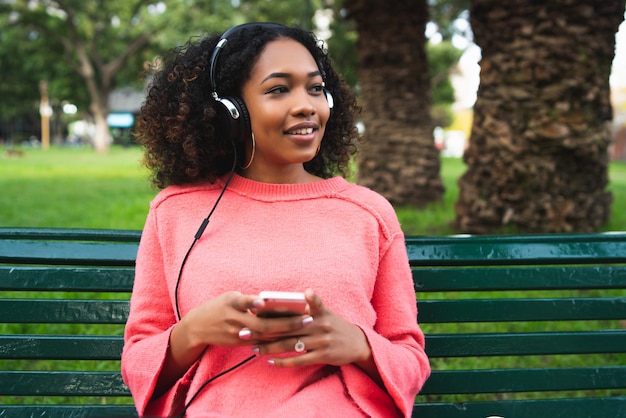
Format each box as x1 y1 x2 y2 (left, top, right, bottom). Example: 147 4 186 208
324 90 334 110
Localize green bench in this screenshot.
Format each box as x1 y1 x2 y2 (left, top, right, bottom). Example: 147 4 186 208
1 228 625 417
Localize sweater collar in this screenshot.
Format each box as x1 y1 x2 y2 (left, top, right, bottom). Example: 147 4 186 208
220 173 350 201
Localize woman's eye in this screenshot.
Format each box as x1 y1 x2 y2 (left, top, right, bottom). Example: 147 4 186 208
267 86 288 94
310 84 324 94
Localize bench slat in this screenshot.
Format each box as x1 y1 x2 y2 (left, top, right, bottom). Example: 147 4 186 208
414 266 626 291
0 240 138 266
10 331 620 361
0 335 123 360
420 366 626 394
0 266 134 292
0 300 129 324
418 297 626 322
0 405 137 418
0 371 131 396
0 227 141 242
407 233 626 266
411 397 626 418
425 330 626 357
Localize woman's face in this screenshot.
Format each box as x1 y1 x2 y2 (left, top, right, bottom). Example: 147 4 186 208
241 38 331 182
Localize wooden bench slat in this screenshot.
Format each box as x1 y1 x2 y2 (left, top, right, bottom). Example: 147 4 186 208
0 335 123 360
0 240 138 266
0 300 129 324
0 371 131 396
414 266 626 291
418 297 626 322
0 227 141 242
425 330 626 357
407 233 626 266
411 397 626 418
3 330 622 362
0 266 134 292
0 406 137 418
420 366 626 394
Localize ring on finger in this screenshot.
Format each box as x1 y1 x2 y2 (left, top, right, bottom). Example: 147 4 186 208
294 338 306 353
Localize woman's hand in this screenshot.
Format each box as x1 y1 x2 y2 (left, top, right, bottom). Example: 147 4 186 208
155 291 310 395
253 289 380 383
178 291 311 349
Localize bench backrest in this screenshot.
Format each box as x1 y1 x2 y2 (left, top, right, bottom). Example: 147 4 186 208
0 228 138 417
1 228 625 417
410 233 626 417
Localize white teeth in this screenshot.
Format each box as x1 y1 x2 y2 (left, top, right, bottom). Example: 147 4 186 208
287 128 314 135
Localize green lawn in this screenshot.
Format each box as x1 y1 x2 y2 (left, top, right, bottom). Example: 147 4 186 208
1 145 624 234
0 146 155 229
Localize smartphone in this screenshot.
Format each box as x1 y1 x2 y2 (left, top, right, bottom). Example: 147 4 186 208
256 291 307 318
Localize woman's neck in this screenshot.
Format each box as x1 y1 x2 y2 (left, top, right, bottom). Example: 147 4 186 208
239 165 322 184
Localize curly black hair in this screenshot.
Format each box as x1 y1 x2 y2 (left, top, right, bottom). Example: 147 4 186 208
135 23 362 189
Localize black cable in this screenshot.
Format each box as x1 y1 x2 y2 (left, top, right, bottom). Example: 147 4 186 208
169 142 254 414
174 142 238 320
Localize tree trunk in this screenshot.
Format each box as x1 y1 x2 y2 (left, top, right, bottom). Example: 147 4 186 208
49 3 153 153
344 0 444 207
81 55 113 153
455 0 625 233
90 100 112 153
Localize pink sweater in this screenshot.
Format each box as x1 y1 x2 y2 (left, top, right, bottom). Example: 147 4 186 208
122 174 430 417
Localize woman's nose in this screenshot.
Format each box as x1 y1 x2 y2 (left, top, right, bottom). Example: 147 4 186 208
290 89 316 116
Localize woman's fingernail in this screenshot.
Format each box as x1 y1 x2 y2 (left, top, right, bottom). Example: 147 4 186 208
302 316 313 326
238 328 251 340
267 359 275 366
252 298 264 308
251 346 260 354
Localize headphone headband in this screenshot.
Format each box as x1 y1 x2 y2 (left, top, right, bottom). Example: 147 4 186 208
209 22 286 97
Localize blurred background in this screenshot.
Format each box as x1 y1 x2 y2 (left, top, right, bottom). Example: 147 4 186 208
1 0 625 234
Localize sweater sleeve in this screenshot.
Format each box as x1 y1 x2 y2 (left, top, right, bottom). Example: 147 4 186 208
344 230 431 418
121 208 194 416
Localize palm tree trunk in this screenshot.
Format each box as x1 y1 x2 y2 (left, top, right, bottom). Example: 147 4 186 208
455 0 625 233
344 0 445 207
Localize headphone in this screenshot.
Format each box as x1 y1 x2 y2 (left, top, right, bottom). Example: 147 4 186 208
208 22 334 144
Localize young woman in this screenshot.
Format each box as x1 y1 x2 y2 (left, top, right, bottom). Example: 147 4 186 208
122 22 430 417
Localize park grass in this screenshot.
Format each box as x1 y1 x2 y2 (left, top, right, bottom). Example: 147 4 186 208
1 145 625 406
0 146 155 229
1 145 625 233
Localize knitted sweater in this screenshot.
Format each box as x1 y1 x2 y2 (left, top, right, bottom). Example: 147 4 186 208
121 174 430 417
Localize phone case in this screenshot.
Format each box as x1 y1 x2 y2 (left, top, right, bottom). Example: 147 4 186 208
257 291 307 317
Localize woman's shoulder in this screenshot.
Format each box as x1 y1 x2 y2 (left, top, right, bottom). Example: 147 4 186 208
150 182 222 209
336 181 402 235
339 181 396 214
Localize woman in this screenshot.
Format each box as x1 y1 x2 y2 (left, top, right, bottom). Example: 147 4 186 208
122 22 430 417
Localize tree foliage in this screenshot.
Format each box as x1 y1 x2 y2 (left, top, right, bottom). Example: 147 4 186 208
0 0 466 150
428 0 472 41
428 41 463 127
0 0 327 149
0 16 86 141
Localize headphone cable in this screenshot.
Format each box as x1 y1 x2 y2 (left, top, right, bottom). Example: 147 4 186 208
168 142 253 414
174 141 238 320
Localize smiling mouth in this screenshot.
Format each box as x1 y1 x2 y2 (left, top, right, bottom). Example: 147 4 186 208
285 128 314 135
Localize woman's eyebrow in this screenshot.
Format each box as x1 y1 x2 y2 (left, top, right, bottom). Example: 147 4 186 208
261 70 322 84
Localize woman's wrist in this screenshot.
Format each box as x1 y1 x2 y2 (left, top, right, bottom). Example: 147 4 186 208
173 310 208 355
352 328 384 387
